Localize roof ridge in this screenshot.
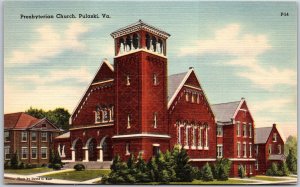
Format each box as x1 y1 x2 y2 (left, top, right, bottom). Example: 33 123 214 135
212 100 241 106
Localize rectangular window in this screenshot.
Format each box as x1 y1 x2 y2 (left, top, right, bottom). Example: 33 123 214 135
153 112 157 128
249 144 252 158
268 144 272 154
127 114 131 129
21 147 28 159
4 131 10 142
273 133 277 142
31 132 37 142
244 165 247 175
125 143 130 155
153 146 160 156
256 145 259 156
185 127 189 147
217 126 223 137
126 75 130 86
31 147 37 159
95 111 101 123
177 125 181 145
153 74 158 85
21 131 28 142
243 142 247 158
192 127 196 147
249 124 252 138
185 92 189 102
243 124 247 137
198 127 202 148
217 145 223 158
237 142 241 157
4 147 10 160
196 94 200 104
237 123 240 136
41 132 47 142
249 165 252 174
41 148 47 159
278 145 282 154
191 94 195 103
255 161 259 170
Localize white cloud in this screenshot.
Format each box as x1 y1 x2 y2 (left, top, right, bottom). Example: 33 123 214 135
178 24 296 90
7 22 89 65
17 67 92 85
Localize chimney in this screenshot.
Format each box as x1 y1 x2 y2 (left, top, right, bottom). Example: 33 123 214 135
273 123 276 128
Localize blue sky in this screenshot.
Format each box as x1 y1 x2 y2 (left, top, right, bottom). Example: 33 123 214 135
4 1 297 137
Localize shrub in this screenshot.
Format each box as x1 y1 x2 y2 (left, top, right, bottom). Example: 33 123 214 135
25 163 33 169
279 161 290 176
10 152 19 169
41 163 47 167
238 165 245 178
53 163 62 170
74 164 85 171
212 158 231 180
19 162 24 169
48 163 53 168
192 167 202 180
201 163 214 181
172 147 194 182
266 163 279 176
4 161 11 169
286 147 297 174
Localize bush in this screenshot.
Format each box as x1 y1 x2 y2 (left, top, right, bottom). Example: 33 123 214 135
74 164 85 171
10 152 19 169
286 147 297 174
19 162 24 169
4 161 11 169
278 161 290 176
201 163 214 181
266 163 279 176
41 163 47 167
173 147 194 182
25 163 33 169
53 163 62 170
212 158 231 180
238 165 245 178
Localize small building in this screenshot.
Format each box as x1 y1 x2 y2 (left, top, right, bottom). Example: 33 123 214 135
254 124 286 175
211 98 256 177
4 112 61 166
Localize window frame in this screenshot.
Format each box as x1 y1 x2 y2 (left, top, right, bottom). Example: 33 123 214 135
236 122 241 137
21 147 28 159
4 146 10 160
273 133 277 142
243 124 247 137
217 144 223 158
237 142 241 158
4 131 10 142
125 143 130 155
41 147 48 159
31 147 38 159
217 126 223 137
127 114 131 129
31 131 37 142
243 142 247 158
41 132 48 142
21 131 28 142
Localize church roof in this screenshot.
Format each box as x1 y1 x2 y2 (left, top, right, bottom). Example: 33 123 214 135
4 112 42 129
110 20 171 39
254 127 273 144
211 101 241 123
55 131 70 139
168 71 188 102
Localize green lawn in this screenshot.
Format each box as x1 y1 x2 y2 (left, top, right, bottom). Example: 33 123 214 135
43 169 110 182
250 175 289 181
170 179 255 184
4 167 52 175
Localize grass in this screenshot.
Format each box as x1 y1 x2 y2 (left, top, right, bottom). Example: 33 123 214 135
4 167 53 175
170 179 255 184
250 175 289 181
43 169 110 182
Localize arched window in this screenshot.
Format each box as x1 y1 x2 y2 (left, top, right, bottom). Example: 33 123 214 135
126 75 131 86
153 74 158 85
158 39 163 54
127 114 131 129
126 36 131 52
119 38 125 54
153 112 157 128
146 34 151 50
132 33 139 49
152 36 157 52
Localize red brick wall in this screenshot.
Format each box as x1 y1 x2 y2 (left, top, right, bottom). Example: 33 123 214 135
168 71 216 159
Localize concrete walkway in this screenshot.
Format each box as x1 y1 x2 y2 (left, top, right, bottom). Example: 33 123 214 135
230 176 297 184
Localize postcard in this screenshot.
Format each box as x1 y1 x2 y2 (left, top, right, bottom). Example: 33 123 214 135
4 1 297 185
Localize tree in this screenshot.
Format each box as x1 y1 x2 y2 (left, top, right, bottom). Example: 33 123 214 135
147 157 158 182
201 163 214 181
104 155 131 184
266 163 279 176
164 150 177 182
238 165 245 178
10 151 19 169
278 161 290 176
286 147 297 174
135 153 151 182
25 107 70 130
212 158 231 180
284 136 297 156
172 147 194 182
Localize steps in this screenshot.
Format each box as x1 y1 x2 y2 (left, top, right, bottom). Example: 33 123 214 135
62 161 112 169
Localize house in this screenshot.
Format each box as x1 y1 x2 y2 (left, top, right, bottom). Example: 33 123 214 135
211 98 256 177
254 124 286 175
4 112 61 166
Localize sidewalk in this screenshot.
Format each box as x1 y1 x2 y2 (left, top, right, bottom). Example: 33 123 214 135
231 176 297 185
4 169 102 184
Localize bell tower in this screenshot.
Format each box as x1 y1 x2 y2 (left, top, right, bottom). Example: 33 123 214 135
111 20 171 159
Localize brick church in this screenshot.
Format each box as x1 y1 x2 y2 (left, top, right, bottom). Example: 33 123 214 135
54 20 285 177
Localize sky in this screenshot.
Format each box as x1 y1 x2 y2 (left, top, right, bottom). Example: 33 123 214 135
4 1 297 138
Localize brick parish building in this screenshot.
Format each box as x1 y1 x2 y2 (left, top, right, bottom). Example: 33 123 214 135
254 124 286 175
52 20 286 176
4 112 61 166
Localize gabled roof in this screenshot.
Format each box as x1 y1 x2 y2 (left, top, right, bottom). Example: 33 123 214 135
254 127 273 144
5 112 42 129
70 59 114 123
211 101 241 123
110 20 171 39
168 71 188 102
55 132 70 139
